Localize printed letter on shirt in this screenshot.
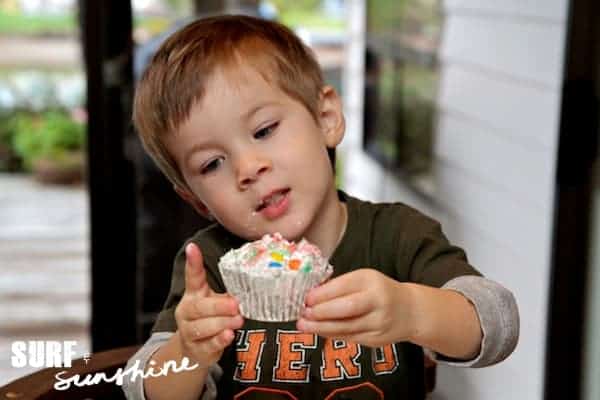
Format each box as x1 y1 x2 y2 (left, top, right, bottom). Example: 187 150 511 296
234 330 267 383
320 339 362 381
372 344 399 375
272 330 317 383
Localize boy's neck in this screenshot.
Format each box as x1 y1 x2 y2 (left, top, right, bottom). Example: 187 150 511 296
313 196 347 259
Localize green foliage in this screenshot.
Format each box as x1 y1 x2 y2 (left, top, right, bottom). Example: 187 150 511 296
279 9 344 30
11 110 85 170
163 0 191 14
367 0 441 36
0 10 76 36
0 112 12 145
133 15 171 36
0 111 21 171
335 152 343 189
271 0 343 30
271 0 321 14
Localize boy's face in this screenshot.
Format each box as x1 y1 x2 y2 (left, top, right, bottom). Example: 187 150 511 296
166 66 345 244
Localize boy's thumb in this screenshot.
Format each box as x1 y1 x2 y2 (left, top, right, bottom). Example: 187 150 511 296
184 242 212 297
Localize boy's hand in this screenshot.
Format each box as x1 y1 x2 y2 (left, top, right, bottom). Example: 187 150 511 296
175 243 244 367
296 268 420 348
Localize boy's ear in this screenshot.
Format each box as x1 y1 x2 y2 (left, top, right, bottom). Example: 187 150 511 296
174 185 212 219
318 85 345 148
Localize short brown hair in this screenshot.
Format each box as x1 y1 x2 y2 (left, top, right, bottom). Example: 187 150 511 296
133 15 325 191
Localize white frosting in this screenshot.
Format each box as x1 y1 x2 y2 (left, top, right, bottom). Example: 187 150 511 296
217 233 333 321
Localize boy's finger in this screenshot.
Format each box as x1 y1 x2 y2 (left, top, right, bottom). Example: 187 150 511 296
296 316 366 337
304 271 363 307
301 293 371 321
211 292 234 298
199 329 236 355
184 296 241 320
184 242 212 297
185 315 243 341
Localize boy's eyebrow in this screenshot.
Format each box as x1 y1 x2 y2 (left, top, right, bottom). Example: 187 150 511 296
240 101 279 121
184 142 210 168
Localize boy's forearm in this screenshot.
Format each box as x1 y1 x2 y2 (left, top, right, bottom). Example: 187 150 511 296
407 283 482 360
144 331 209 400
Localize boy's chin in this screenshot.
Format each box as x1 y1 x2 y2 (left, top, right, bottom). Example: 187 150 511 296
239 225 305 242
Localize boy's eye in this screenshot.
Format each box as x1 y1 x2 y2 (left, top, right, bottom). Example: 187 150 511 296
200 157 224 175
253 122 279 139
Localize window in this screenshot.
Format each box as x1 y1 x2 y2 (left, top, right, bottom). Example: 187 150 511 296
363 0 443 195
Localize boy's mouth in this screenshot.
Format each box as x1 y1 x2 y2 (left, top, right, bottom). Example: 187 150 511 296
256 188 291 212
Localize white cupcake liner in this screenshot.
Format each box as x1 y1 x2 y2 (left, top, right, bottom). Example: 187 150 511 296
220 267 331 321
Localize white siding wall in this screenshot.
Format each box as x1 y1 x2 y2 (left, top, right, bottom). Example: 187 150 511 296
341 1 569 399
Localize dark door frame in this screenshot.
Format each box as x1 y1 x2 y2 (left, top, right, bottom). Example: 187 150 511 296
545 0 600 398
79 0 138 351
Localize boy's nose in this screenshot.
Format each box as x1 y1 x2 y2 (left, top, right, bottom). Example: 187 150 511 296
236 153 271 189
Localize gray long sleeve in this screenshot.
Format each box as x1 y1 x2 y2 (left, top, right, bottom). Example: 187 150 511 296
434 275 520 367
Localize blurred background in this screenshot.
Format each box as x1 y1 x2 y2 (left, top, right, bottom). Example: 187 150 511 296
0 1 598 399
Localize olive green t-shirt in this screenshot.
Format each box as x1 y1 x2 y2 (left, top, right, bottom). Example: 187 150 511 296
152 191 481 399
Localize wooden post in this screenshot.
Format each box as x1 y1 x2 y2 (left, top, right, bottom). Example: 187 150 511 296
193 0 227 13
79 0 138 352
193 0 259 13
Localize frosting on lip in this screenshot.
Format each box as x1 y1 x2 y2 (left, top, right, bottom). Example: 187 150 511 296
260 190 290 220
256 188 290 211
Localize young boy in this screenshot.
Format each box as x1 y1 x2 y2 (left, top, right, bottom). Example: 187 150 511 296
123 15 519 400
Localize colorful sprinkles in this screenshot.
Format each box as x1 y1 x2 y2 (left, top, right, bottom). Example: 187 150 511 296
219 232 331 276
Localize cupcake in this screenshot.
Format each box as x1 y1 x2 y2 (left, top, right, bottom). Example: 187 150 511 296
218 233 333 321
